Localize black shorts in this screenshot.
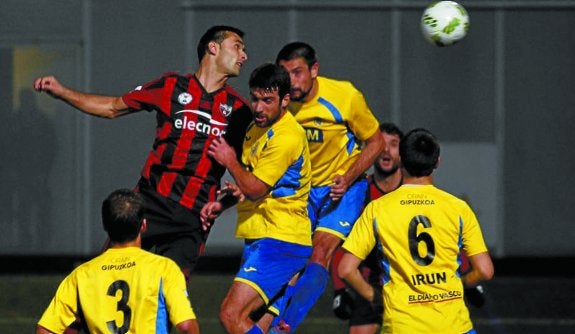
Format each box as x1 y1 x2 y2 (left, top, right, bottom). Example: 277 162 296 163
349 284 383 327
142 232 206 276
139 187 208 275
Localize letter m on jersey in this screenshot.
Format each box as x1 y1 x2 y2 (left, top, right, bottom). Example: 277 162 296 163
305 127 323 143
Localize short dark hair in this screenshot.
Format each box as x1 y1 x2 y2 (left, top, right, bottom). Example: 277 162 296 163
101 189 145 243
249 63 291 99
399 128 440 177
380 122 404 139
275 41 317 68
197 25 245 63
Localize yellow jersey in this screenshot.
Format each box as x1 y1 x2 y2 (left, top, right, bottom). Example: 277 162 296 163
236 112 312 246
343 184 488 333
38 247 196 333
289 76 380 186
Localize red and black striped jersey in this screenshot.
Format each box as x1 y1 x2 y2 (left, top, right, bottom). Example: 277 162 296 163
122 72 252 213
364 174 401 205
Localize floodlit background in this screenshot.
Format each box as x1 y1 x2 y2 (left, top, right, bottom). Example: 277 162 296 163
1 0 573 262
1 1 574 333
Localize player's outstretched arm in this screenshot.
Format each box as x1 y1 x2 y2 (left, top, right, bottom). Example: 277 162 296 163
176 319 200 334
33 75 129 119
462 252 494 288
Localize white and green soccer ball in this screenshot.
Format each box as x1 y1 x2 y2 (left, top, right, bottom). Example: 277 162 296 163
421 1 470 47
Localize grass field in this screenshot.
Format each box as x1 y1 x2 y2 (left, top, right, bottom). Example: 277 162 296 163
3 259 575 333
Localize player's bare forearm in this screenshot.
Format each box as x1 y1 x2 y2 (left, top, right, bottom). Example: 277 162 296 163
66 92 128 118
208 137 270 200
55 89 128 118
226 161 269 201
343 129 385 185
338 252 373 301
34 75 128 118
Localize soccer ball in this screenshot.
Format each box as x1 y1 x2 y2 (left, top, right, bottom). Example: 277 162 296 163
421 1 470 47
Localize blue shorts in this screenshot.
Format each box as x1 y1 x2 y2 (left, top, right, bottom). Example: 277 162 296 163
308 178 368 239
235 238 312 305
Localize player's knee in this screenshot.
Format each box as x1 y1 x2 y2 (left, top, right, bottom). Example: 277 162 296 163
219 305 237 329
310 242 339 267
309 251 331 268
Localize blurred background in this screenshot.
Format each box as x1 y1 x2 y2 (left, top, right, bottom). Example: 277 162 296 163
2 1 574 332
0 0 574 265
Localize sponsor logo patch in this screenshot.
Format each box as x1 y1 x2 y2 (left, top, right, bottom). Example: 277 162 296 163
174 109 228 137
178 92 193 105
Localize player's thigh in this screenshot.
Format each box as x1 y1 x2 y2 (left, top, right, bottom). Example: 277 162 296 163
221 280 264 317
152 233 204 274
309 231 343 265
237 238 311 304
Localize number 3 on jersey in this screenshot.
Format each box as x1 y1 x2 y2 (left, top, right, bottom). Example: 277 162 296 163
408 215 435 266
107 280 132 334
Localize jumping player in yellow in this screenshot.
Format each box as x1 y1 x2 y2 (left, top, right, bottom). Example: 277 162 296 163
270 42 385 332
339 128 494 334
36 189 199 334
200 63 312 334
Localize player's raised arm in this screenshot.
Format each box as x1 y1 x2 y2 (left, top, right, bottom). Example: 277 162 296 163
33 75 129 119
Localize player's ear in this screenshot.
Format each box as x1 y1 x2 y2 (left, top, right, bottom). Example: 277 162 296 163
140 219 148 233
435 156 441 169
310 62 320 79
281 93 290 108
208 41 218 55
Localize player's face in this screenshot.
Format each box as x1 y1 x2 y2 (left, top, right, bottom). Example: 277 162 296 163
278 57 317 102
250 88 289 128
215 32 247 77
374 132 401 176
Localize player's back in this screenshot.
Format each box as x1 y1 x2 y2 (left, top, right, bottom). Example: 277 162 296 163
75 247 194 333
371 184 484 333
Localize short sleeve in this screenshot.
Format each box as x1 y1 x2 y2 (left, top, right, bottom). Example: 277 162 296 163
346 88 380 141
37 272 80 333
461 205 488 257
164 260 196 325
